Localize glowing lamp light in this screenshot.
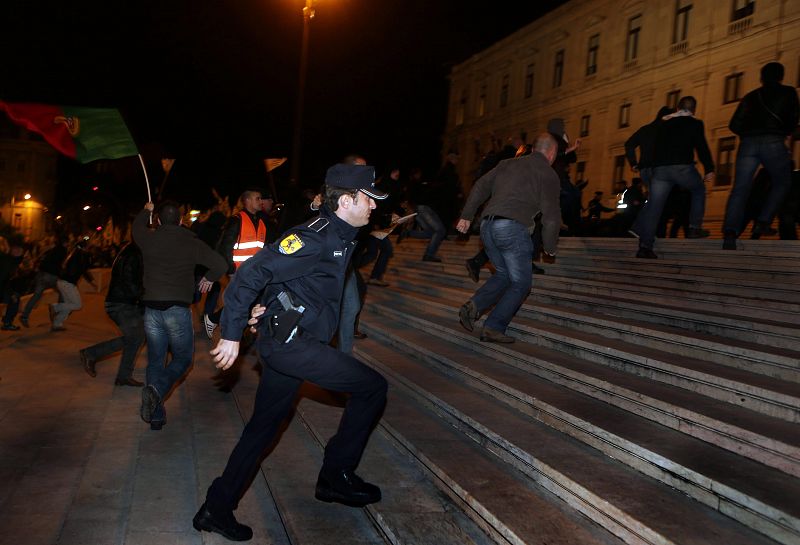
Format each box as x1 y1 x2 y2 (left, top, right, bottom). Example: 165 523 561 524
83 205 91 211
23 193 31 200
55 215 62 220
96 226 103 231
92 186 99 191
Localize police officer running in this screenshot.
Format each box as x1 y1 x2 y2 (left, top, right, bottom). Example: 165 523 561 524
194 163 389 542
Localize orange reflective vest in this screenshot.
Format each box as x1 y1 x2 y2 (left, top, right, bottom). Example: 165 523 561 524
232 211 267 269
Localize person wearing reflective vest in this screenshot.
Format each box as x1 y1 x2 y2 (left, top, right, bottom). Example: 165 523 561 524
232 209 267 269
204 189 268 338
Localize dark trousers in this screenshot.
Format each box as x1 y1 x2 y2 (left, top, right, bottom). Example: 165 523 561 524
206 335 387 513
82 302 145 380
359 236 393 280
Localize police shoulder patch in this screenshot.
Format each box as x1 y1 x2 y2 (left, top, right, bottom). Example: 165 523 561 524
278 233 305 255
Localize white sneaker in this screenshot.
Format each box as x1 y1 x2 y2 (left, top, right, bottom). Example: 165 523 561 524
203 314 217 340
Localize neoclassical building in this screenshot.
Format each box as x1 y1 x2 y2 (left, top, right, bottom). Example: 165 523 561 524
444 0 800 219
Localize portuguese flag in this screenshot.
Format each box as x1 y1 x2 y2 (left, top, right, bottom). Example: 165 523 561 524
0 101 138 163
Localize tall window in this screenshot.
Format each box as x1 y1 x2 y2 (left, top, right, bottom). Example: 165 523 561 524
586 34 599 76
478 84 486 117
576 161 586 182
613 155 627 192
456 90 466 126
619 103 631 128
626 15 642 62
673 0 692 44
524 64 535 98
732 0 754 20
716 137 736 186
666 89 681 109
580 115 591 137
553 49 564 88
500 74 509 107
724 73 743 103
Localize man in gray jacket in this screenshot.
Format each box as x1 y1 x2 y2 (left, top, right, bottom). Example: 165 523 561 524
456 133 560 343
133 201 227 430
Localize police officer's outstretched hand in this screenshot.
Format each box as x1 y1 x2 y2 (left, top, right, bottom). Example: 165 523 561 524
211 339 240 370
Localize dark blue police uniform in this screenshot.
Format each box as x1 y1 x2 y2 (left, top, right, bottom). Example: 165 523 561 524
204 205 388 515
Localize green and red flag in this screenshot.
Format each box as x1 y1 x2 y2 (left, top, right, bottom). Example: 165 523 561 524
0 101 138 163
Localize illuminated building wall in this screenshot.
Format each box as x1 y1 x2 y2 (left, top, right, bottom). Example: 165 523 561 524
444 0 800 218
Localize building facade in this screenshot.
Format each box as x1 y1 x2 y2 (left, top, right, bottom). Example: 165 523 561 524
444 0 800 219
0 114 58 240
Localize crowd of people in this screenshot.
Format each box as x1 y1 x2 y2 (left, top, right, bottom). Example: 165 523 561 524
0 60 797 543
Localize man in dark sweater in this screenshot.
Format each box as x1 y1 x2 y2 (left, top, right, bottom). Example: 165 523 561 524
133 201 227 430
722 61 800 249
79 242 146 386
633 96 715 258
456 133 560 343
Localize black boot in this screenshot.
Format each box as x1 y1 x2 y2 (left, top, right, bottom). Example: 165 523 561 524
315 468 381 507
722 230 737 250
751 221 777 239
193 502 253 541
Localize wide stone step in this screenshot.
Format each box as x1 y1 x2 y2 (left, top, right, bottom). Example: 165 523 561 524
376 282 800 424
389 266 800 382
393 247 800 304
530 274 800 325
391 253 800 320
549 255 800 284
357 312 800 545
353 337 782 545
530 289 800 364
362 291 800 477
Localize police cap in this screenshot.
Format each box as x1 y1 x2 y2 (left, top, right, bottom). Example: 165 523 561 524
325 163 388 200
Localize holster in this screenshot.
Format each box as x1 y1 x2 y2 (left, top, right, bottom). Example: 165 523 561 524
268 309 303 344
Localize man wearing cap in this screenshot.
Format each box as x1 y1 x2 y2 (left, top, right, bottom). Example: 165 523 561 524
194 163 389 542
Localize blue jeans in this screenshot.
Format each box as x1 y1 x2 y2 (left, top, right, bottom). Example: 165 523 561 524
360 236 393 280
83 302 145 380
723 135 793 235
144 305 195 422
21 271 58 320
472 218 533 333
406 205 446 258
635 164 705 249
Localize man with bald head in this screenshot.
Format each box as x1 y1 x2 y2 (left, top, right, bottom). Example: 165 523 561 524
456 133 561 343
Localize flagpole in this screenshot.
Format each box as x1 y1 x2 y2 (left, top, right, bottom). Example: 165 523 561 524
138 154 153 222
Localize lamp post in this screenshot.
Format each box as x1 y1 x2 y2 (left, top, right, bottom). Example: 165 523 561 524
290 0 317 184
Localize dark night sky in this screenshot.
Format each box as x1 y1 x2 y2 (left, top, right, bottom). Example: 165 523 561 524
2 0 567 210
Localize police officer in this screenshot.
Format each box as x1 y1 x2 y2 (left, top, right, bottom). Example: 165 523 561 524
194 163 389 542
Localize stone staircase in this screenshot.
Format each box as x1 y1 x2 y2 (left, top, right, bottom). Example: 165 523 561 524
339 236 800 545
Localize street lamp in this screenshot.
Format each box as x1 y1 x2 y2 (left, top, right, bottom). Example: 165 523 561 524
290 0 318 184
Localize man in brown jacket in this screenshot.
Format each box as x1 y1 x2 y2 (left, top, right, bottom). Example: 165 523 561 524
456 133 560 343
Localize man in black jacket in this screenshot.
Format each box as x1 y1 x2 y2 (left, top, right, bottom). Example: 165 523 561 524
79 242 146 386
193 163 388 542
633 96 715 258
722 62 800 249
